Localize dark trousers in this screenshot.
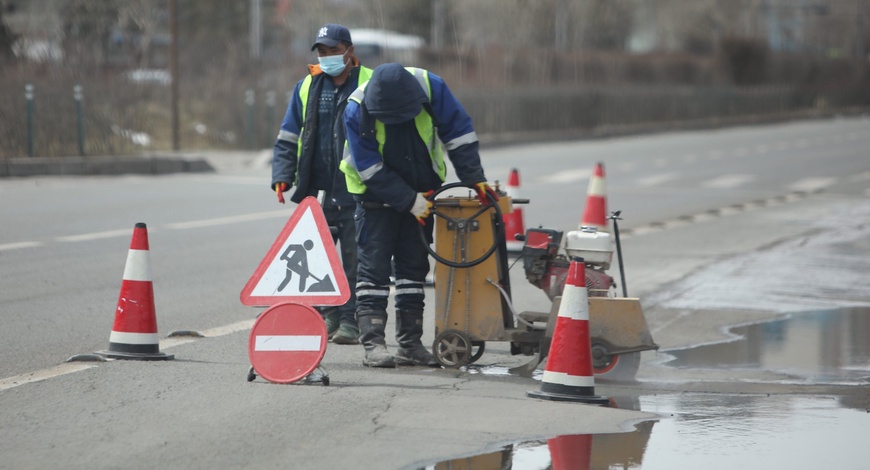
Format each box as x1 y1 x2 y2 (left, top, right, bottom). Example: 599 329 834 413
354 204 432 316
320 203 358 325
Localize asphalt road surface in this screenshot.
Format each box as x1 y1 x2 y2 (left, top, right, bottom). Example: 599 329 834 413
1 116 869 469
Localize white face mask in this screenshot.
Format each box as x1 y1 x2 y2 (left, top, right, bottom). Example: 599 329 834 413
318 51 348 76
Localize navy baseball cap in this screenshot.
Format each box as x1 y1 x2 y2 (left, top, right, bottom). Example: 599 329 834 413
311 24 352 50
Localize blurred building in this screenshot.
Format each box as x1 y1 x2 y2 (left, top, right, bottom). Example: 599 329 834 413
626 0 868 58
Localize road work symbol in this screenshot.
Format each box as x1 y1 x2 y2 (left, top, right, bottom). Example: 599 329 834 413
240 197 350 307
277 239 335 293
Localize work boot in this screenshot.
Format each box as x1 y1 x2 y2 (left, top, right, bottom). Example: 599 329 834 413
322 310 341 340
394 310 439 367
357 312 395 368
331 323 360 345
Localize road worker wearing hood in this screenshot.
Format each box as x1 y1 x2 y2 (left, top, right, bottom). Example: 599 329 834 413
341 63 498 368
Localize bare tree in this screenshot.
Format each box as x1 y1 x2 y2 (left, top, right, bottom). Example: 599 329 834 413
60 0 120 67
0 1 17 61
116 0 164 68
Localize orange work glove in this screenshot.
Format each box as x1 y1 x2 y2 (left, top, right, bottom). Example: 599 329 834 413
274 182 288 204
474 182 499 205
409 192 434 225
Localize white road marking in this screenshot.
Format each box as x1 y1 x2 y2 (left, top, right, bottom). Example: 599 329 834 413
636 172 678 187
0 241 43 251
1 319 258 392
539 168 592 184
201 319 256 337
0 363 98 391
5 210 287 252
56 228 139 242
165 210 286 229
787 177 836 193
702 174 755 189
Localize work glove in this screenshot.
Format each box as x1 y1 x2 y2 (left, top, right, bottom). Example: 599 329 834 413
409 191 434 225
473 182 499 205
274 182 289 204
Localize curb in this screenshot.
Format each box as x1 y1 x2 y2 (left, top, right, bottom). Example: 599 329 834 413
1 154 214 178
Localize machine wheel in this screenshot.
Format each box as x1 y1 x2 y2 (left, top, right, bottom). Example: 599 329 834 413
469 341 486 364
591 342 640 382
419 182 502 268
433 330 474 368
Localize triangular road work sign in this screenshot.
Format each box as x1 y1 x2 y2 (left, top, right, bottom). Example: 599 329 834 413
240 197 350 307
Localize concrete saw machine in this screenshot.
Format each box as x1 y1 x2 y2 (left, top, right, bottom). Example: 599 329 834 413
423 182 658 381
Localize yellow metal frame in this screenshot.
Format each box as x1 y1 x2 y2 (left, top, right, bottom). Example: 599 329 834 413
433 195 513 341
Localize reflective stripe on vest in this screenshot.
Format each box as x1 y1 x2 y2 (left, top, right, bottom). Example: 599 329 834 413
340 67 446 195
297 74 314 159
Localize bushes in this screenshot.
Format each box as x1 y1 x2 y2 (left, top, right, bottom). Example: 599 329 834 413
0 63 251 158
717 37 769 85
1 46 867 158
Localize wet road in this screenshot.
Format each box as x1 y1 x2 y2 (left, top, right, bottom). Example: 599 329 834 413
1 116 869 468
418 394 869 469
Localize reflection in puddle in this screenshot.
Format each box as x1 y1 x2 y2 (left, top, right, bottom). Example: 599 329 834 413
664 307 870 384
413 424 652 470
414 309 870 469
411 395 870 469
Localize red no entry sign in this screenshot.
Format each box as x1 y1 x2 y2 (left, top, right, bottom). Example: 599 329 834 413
248 302 327 384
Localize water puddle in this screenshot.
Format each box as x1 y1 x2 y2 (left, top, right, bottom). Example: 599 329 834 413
411 308 870 469
411 394 870 469
663 307 870 384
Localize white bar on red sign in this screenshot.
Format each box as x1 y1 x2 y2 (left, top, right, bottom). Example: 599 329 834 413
254 335 321 351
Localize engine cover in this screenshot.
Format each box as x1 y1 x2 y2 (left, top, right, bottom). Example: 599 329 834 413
521 228 614 301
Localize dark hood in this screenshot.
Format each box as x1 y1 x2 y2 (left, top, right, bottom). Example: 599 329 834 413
363 63 427 125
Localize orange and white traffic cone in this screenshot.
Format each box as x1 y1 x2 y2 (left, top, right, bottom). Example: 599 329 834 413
502 168 526 252
97 223 173 360
580 162 608 232
527 257 608 404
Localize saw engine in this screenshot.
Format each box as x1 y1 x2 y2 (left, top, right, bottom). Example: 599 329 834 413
521 227 616 300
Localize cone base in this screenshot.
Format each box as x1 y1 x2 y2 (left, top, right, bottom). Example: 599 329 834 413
527 389 610 405
96 350 174 361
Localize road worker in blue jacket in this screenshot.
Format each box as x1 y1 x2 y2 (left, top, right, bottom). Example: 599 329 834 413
272 24 372 345
340 62 498 368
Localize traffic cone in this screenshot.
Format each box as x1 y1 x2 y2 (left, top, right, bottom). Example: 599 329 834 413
527 257 608 404
97 223 173 360
502 168 526 252
548 434 593 470
580 162 608 232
